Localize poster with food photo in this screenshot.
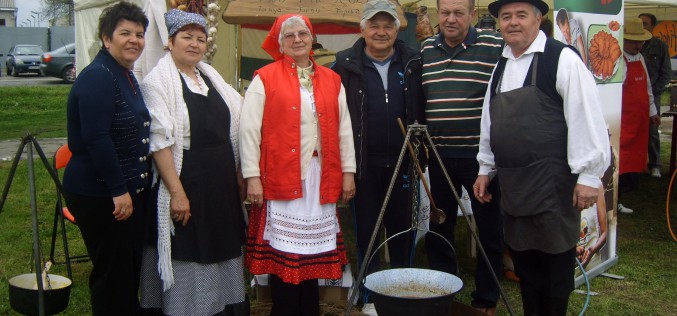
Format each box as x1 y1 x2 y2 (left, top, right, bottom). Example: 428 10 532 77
587 21 623 83
554 0 623 287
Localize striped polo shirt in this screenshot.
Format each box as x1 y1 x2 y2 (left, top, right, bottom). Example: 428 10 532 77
422 27 503 158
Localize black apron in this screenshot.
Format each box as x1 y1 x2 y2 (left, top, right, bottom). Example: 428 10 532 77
171 74 245 263
489 54 578 254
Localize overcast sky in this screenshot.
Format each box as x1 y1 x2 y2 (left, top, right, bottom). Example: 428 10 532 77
17 1 45 27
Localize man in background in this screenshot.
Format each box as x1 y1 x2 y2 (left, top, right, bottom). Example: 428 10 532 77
639 13 672 178
617 18 662 214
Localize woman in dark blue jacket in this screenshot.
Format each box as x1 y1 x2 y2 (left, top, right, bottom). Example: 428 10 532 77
63 2 150 314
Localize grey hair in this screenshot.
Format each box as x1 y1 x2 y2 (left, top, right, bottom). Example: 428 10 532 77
278 15 314 52
359 13 401 31
532 5 543 18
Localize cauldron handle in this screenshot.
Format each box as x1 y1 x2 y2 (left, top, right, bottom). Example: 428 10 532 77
362 227 458 286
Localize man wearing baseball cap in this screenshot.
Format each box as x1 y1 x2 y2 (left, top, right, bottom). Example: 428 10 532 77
332 1 424 313
617 18 661 214
474 1 609 314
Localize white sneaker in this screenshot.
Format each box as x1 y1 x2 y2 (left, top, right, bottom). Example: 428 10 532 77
618 203 634 214
651 167 662 178
361 303 378 316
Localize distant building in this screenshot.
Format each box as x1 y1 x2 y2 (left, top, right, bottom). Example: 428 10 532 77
0 0 17 27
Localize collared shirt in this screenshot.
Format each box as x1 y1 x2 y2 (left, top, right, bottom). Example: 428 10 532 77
622 51 657 117
478 31 610 188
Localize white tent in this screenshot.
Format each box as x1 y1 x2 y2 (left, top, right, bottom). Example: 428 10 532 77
626 0 677 5
74 0 677 85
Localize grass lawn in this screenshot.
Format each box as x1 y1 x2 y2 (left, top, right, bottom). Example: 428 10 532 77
0 89 676 315
1 146 676 315
0 86 70 140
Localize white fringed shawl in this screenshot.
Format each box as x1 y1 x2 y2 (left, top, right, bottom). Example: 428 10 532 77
140 52 243 291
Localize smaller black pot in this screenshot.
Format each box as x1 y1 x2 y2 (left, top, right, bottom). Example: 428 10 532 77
8 273 72 315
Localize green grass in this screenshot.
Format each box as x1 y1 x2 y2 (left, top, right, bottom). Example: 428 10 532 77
1 145 675 315
0 90 676 315
0 86 71 140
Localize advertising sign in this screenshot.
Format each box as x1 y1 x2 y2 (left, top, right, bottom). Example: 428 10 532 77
553 0 622 286
653 21 677 58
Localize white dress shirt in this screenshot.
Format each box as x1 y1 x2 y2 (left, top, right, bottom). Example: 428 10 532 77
477 32 610 188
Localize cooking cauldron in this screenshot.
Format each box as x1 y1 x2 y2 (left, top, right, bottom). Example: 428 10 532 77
364 268 463 316
8 273 72 315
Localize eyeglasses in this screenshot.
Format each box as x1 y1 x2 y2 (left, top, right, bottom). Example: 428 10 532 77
283 31 311 42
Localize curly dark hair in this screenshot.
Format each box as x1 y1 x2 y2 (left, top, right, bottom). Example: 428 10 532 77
98 1 149 44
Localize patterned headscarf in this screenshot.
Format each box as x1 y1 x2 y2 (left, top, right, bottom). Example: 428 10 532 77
261 14 315 60
164 9 208 38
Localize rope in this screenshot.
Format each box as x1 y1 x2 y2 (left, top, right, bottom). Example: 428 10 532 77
576 257 591 316
665 168 677 242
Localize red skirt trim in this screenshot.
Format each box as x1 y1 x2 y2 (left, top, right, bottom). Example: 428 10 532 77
245 203 348 285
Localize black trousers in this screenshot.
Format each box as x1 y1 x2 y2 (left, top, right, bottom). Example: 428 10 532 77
352 166 414 274
510 247 576 316
269 274 319 316
65 191 147 316
618 172 640 198
425 157 504 308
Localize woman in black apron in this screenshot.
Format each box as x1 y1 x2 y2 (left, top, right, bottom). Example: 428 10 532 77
139 9 247 316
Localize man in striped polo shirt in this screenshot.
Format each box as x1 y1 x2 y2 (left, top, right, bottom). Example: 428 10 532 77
421 0 504 314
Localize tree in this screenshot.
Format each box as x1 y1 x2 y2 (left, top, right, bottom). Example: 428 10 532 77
41 0 74 26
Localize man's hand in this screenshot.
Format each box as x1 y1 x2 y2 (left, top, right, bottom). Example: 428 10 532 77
473 175 493 204
651 115 661 127
573 184 598 211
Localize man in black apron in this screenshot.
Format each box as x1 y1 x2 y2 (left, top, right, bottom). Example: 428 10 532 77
474 1 610 315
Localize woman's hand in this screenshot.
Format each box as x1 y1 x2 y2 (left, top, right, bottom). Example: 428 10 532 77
237 168 247 202
341 173 356 204
247 177 264 207
170 189 191 226
112 192 133 221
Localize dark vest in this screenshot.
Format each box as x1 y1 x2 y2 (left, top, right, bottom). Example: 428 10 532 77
489 39 579 254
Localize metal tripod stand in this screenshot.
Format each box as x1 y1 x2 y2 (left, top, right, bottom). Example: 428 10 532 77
1 134 64 316
344 123 515 316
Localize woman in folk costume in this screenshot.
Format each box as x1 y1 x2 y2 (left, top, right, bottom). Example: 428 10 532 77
239 14 356 315
139 9 248 315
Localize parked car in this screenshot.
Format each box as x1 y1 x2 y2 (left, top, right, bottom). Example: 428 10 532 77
5 45 44 77
41 43 76 83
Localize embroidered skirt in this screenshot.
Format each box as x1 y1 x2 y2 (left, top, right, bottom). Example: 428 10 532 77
246 158 347 284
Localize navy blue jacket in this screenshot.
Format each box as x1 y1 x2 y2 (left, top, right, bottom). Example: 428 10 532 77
332 39 425 178
64 49 151 197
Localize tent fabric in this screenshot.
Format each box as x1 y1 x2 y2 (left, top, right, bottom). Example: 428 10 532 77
74 0 167 79
625 0 677 5
136 0 167 80
74 0 145 73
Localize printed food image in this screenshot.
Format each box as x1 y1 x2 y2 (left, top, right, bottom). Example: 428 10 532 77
608 20 620 31
588 30 621 80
